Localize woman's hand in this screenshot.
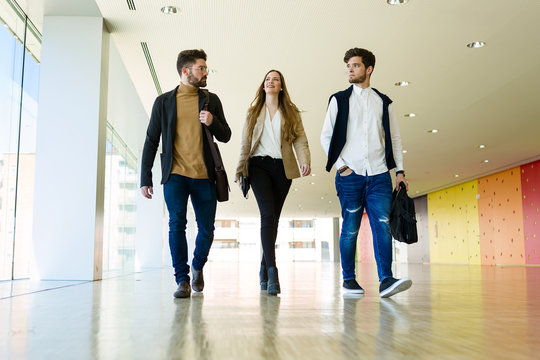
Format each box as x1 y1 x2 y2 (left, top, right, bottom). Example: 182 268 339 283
301 164 311 177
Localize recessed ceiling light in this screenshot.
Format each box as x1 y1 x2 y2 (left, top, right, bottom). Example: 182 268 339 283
402 150 407 153
294 188 298 192
404 113 416 117
311 173 316 176
428 129 439 133
395 81 410 87
416 190 419 194
328 200 332 204
161 6 179 14
387 0 409 4
320 196 325 200
467 41 486 49
310 182 315 185
454 174 460 178
478 144 486 149
483 160 489 163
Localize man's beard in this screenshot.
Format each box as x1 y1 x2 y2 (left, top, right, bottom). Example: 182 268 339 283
187 72 207 88
349 73 366 84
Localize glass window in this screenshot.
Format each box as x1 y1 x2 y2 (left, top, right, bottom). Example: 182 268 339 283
0 0 41 280
102 124 137 277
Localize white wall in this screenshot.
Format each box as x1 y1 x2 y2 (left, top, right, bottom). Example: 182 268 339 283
106 41 148 155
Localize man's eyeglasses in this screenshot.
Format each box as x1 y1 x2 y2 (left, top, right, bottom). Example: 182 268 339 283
189 66 208 73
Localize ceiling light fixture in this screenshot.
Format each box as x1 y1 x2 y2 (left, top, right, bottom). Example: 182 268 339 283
428 129 439 133
478 144 486 149
404 113 416 117
310 182 315 185
387 0 409 4
483 160 489 163
455 174 460 178
402 150 407 154
395 81 410 86
467 41 486 49
161 6 179 14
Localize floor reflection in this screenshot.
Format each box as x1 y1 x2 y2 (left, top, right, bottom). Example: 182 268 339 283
1 263 539 359
259 294 280 359
341 293 364 358
377 299 413 358
168 294 210 359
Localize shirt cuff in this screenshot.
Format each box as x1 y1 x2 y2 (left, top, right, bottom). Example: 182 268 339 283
334 159 346 171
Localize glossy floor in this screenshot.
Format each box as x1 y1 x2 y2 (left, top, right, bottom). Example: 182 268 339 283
1 262 539 359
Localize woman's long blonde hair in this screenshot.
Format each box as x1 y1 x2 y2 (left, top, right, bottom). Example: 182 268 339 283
246 70 301 144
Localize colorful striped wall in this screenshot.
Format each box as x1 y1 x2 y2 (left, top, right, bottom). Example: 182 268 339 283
478 168 525 265
428 181 480 264
521 161 540 264
356 159 540 266
425 159 540 265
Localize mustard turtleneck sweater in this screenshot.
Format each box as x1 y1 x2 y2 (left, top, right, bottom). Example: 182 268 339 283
171 83 207 179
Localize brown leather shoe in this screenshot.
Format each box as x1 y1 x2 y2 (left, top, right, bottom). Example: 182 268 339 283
192 267 204 292
174 280 191 298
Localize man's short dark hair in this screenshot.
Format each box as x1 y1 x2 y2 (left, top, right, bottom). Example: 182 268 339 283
177 49 207 76
344 48 376 69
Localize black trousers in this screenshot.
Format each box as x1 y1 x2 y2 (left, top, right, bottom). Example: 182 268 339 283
249 156 292 268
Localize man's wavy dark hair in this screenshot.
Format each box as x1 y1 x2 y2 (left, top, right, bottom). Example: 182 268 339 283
176 49 207 76
343 48 375 70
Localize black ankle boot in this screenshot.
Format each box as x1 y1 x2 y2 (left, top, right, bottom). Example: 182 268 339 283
267 266 280 296
260 264 268 291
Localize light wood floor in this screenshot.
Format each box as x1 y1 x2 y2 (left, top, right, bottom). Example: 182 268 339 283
1 261 539 359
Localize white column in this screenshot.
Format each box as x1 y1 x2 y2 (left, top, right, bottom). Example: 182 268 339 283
314 218 334 261
32 16 109 280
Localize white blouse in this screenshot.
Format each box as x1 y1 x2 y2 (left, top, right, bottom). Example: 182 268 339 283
252 107 282 159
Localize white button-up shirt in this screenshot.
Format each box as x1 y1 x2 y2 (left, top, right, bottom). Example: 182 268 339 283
252 107 282 159
320 85 404 175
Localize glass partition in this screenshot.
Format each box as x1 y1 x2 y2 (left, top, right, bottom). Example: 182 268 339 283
0 0 41 280
102 124 137 277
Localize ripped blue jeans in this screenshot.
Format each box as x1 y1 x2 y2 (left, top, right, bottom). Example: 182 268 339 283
335 171 393 282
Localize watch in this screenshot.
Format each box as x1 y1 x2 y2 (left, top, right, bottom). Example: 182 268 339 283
338 166 349 174
396 170 405 176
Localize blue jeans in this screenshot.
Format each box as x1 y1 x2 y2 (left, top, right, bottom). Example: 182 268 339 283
163 174 217 284
335 171 393 282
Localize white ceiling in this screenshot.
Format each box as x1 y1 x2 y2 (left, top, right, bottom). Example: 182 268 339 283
23 0 540 218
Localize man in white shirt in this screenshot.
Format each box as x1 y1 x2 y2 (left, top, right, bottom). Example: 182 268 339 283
320 48 412 298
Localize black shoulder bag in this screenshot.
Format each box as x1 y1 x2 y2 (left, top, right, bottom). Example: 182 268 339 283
201 89 229 202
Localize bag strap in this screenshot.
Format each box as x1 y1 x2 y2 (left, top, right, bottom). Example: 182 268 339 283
201 89 224 171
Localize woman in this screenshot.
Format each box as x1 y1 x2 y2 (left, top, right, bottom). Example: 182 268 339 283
236 70 311 296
